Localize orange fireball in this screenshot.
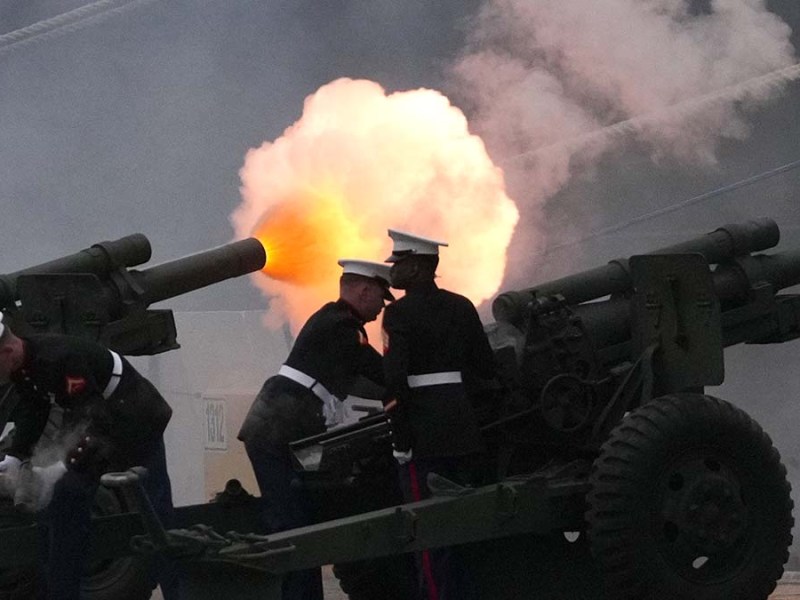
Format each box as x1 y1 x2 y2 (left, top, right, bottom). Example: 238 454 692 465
231 78 519 333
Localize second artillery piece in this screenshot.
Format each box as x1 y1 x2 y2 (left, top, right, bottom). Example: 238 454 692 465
0 234 267 600
0 233 266 355
284 217 800 600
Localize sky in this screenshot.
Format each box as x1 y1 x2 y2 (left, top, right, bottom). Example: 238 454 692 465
0 0 485 311
1 0 798 315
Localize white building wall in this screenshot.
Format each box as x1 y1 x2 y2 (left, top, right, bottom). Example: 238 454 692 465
129 310 291 506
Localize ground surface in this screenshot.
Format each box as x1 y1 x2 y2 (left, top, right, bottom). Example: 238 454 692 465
150 569 800 598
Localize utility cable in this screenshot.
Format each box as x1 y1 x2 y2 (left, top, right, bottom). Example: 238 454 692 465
497 62 800 253
506 62 800 163
0 0 159 58
546 157 800 254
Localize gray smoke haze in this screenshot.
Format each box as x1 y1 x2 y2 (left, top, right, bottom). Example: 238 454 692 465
0 0 483 309
447 0 798 288
1 0 797 300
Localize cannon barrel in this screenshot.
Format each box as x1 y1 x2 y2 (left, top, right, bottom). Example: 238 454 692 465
129 237 266 306
0 234 152 309
571 247 800 350
493 218 780 324
713 248 800 307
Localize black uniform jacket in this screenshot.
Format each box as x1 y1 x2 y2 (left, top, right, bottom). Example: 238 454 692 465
7 334 172 463
382 281 496 458
238 299 384 447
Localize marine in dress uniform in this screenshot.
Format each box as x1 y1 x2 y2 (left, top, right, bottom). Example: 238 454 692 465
382 230 497 600
238 259 393 600
0 311 180 600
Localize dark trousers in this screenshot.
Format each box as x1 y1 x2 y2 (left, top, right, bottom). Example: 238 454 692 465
42 437 181 600
244 437 323 600
399 456 478 600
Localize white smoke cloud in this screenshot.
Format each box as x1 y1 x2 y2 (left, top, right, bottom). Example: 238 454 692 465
450 0 797 224
232 78 519 332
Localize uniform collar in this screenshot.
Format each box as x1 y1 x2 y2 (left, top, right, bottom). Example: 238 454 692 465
404 280 438 296
335 298 367 324
9 339 33 382
18 338 33 371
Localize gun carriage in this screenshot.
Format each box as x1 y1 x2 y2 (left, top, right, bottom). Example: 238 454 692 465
0 235 266 600
286 217 800 600
0 219 799 600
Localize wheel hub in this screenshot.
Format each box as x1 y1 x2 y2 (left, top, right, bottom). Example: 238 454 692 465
540 375 594 433
679 474 747 553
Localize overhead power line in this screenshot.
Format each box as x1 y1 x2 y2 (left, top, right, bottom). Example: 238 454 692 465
546 157 800 254
507 62 800 163
0 0 159 58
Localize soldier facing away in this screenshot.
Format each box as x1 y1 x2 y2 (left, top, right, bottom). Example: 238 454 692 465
382 229 498 600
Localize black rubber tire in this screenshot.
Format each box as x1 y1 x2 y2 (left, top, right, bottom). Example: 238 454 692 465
586 393 793 600
80 554 152 600
0 500 36 600
323 455 418 600
0 487 154 600
461 531 604 600
0 569 35 600
5 545 153 600
79 486 155 600
333 555 417 600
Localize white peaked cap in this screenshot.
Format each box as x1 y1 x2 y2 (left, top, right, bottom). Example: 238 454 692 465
338 259 395 300
0 311 4 339
338 259 392 284
385 229 448 263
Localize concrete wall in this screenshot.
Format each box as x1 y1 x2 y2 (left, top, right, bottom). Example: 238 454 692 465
129 310 292 505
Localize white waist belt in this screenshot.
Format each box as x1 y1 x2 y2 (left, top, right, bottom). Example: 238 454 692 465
278 365 342 427
278 365 337 404
103 351 123 400
407 371 462 388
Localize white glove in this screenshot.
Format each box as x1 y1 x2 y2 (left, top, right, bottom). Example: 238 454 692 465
393 448 413 465
322 397 337 427
323 396 353 428
33 460 67 480
0 455 22 498
0 455 21 475
18 461 68 511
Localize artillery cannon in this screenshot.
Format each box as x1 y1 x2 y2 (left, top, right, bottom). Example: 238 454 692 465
0 220 798 600
0 235 266 600
283 217 800 600
0 233 265 355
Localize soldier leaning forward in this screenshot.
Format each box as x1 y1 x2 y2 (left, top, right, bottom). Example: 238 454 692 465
238 259 393 600
0 311 180 600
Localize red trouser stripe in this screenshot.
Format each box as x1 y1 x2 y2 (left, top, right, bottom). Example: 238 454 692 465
408 461 439 600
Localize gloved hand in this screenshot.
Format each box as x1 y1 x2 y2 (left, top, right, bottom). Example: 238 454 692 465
323 396 358 428
393 448 413 465
17 461 68 511
34 461 68 480
13 460 68 513
0 454 21 476
0 455 21 498
66 435 111 476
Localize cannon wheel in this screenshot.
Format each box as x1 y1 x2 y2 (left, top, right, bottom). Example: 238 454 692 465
0 487 153 600
79 485 154 600
332 554 418 600
0 568 35 600
586 393 793 600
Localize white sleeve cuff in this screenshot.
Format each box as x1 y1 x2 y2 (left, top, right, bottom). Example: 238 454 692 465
392 449 413 464
0 455 21 471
